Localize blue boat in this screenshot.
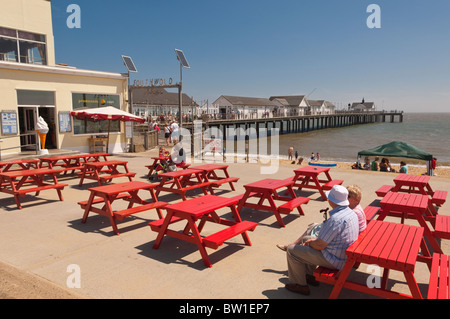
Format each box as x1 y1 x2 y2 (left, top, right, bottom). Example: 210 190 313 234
308 162 337 167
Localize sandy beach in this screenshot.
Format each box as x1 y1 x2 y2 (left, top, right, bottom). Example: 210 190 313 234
0 150 449 300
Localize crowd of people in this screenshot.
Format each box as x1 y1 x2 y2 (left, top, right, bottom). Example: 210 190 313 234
352 156 408 174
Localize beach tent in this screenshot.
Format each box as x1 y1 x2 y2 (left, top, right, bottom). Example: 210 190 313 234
70 106 145 153
357 141 433 173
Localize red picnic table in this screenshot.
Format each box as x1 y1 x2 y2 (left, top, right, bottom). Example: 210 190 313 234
291 166 343 200
376 174 447 207
146 156 191 177
378 192 444 265
0 168 68 209
189 164 239 192
39 153 109 175
314 220 425 299
149 194 258 267
236 178 310 227
78 181 167 235
0 159 39 173
78 160 135 186
154 168 211 201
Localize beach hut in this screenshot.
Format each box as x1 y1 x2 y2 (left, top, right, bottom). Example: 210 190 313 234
357 141 434 174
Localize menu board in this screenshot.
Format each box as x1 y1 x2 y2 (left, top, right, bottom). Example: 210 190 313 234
58 112 72 133
1 111 18 135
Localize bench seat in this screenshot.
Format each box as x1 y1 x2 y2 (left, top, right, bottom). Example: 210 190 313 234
77 193 132 209
434 215 450 240
99 172 136 183
202 221 258 249
313 266 340 285
210 177 239 187
113 201 168 221
432 190 448 206
364 206 380 223
230 192 259 202
428 253 450 299
148 215 184 232
376 185 393 197
16 183 68 195
322 180 344 191
278 196 310 215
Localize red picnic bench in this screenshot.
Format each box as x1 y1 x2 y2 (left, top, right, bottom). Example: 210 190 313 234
314 220 427 299
149 195 258 267
0 168 68 209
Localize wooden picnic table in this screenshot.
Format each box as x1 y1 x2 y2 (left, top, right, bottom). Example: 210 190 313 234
376 174 447 207
291 166 343 200
154 168 211 201
0 159 39 173
149 194 258 267
236 178 309 227
189 164 239 192
378 192 443 265
314 220 425 299
78 160 135 186
78 181 167 235
39 152 109 175
0 168 68 209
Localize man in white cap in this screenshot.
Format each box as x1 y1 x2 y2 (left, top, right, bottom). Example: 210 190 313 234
285 185 359 296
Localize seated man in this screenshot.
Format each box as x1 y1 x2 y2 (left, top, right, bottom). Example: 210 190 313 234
284 185 359 296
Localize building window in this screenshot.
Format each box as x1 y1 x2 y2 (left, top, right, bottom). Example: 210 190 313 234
72 93 121 135
0 27 47 65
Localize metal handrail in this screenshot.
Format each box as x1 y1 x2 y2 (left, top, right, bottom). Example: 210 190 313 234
0 132 39 161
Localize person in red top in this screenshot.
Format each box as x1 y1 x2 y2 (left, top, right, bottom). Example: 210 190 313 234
430 157 437 176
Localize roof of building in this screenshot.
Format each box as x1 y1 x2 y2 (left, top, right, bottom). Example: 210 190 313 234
269 95 307 107
351 102 375 109
217 95 277 107
132 87 198 107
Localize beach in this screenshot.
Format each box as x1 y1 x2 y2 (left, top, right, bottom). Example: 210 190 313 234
0 149 449 300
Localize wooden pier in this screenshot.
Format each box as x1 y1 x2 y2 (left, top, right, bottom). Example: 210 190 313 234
182 111 403 137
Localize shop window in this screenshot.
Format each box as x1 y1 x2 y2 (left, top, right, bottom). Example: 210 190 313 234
0 26 47 65
72 93 121 135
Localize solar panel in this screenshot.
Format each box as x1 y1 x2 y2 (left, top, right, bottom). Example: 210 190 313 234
121 55 138 73
175 49 190 69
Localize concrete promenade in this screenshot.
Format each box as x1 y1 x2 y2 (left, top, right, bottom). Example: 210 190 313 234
0 149 448 300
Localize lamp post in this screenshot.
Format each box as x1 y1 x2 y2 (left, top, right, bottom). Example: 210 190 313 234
175 49 190 129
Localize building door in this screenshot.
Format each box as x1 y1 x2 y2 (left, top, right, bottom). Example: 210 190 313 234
18 106 38 151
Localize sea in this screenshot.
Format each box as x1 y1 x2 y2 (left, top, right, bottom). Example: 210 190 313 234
276 112 450 167
224 113 450 167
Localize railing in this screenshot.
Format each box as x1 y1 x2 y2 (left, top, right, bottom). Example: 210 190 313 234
0 133 39 161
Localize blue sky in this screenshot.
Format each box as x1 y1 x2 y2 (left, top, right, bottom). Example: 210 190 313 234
51 1 450 112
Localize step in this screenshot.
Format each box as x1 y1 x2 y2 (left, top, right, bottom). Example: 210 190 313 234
202 221 258 250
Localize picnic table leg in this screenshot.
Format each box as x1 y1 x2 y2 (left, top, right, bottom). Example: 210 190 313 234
266 191 286 227
404 270 423 299
186 217 212 268
153 211 174 249
230 205 252 246
328 258 355 299
81 192 96 223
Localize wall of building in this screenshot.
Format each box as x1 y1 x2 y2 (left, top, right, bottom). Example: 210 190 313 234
0 65 128 155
